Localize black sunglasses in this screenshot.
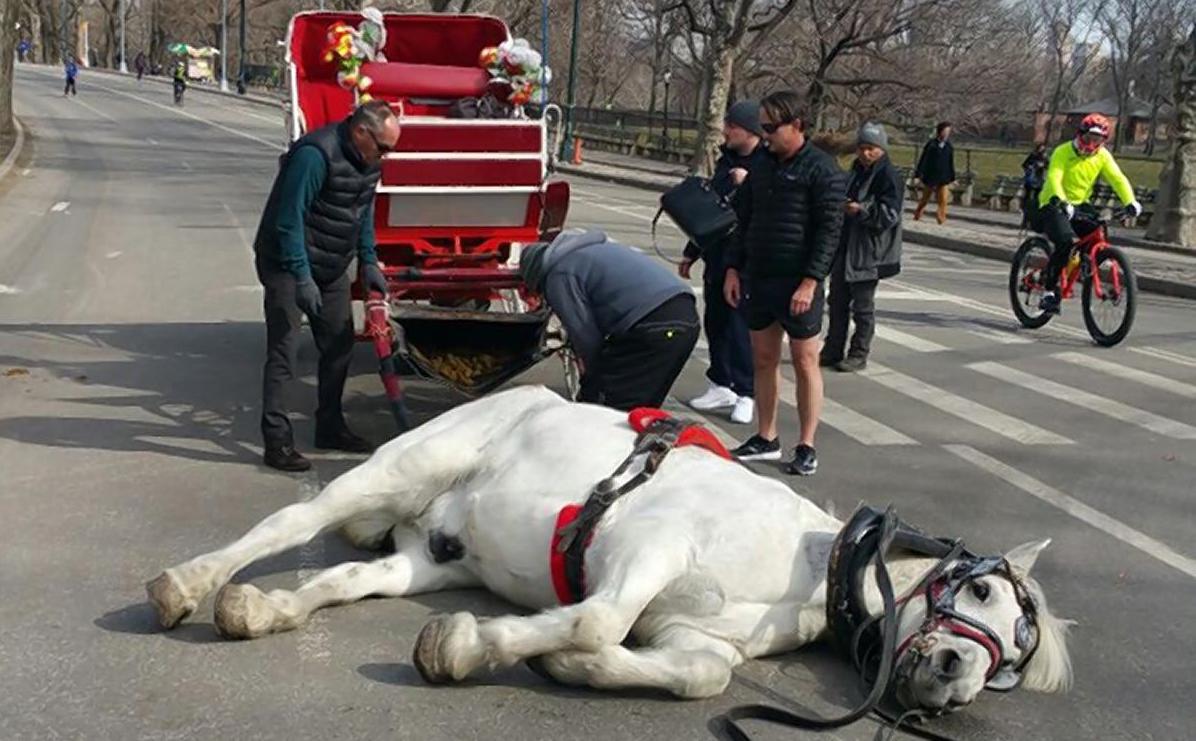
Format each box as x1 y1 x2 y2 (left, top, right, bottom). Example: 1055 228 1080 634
761 119 792 135
368 129 394 154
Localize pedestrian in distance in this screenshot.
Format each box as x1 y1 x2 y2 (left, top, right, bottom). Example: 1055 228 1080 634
135 52 148 82
1020 142 1048 229
680 99 766 425
913 121 955 224
252 100 399 472
520 229 700 412
822 122 903 373
64 58 78 97
722 90 846 476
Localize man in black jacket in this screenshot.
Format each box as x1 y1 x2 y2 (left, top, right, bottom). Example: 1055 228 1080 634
253 100 399 472
723 91 846 476
679 99 765 425
913 121 955 224
823 122 903 373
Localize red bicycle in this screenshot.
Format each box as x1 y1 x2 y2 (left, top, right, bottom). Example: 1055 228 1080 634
1008 210 1137 347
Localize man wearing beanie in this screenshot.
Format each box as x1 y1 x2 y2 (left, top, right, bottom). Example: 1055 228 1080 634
822 121 903 372
680 99 766 425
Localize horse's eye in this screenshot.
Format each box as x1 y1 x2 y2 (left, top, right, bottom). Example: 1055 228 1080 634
971 581 990 602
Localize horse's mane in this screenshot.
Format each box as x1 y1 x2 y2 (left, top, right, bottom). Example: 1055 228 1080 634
1020 575 1075 693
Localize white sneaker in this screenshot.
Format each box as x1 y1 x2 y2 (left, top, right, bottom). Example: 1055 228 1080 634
730 396 754 424
689 383 738 411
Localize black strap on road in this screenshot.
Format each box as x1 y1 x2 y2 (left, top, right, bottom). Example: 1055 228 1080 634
720 508 965 741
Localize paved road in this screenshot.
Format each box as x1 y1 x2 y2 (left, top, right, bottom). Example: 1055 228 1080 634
2 65 1194 741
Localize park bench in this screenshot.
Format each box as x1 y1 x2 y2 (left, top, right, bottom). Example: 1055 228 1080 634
980 174 1024 212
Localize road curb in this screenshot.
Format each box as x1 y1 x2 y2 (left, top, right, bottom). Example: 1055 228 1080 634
0 117 27 184
557 163 670 194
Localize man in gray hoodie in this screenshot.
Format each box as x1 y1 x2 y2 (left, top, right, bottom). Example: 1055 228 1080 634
520 229 699 410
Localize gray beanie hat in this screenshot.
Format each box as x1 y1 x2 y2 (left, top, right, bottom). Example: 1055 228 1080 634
857 121 889 150
724 100 763 137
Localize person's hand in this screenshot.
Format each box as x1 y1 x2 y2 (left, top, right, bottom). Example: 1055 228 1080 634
1127 200 1143 219
845 201 863 215
678 258 694 280
723 269 741 308
1062 202 1076 219
729 167 748 186
362 262 388 297
789 278 816 316
295 277 323 319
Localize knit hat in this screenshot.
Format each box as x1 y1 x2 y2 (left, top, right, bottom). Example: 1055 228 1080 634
724 100 763 137
857 121 889 150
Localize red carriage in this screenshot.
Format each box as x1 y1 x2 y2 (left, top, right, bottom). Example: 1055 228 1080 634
284 11 575 428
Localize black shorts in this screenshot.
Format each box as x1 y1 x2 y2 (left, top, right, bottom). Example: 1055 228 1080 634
745 276 824 340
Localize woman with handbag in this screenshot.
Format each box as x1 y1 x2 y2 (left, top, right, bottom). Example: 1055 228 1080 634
678 100 765 424
822 122 903 372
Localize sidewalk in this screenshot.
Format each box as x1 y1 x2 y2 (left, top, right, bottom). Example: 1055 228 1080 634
558 149 1196 300
22 62 286 110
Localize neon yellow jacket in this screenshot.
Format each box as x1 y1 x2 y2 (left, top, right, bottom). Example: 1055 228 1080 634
1039 143 1134 208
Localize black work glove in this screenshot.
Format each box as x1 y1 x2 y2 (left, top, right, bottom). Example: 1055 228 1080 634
362 262 388 297
295 277 323 319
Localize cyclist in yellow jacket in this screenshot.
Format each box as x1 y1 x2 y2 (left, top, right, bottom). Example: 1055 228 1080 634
1036 113 1141 314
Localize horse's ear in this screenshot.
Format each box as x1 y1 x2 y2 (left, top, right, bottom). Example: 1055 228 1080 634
1004 539 1050 577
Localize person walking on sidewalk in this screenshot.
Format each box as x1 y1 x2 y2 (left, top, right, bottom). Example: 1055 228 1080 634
913 121 955 224
723 91 846 476
822 122 903 373
1020 142 1048 228
135 52 148 81
63 58 78 97
252 100 399 472
520 229 699 411
680 99 765 424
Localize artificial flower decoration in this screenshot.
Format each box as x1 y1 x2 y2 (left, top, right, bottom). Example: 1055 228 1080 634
324 8 387 103
477 38 551 106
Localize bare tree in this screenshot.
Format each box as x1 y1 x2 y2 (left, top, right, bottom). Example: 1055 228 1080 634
1099 0 1170 151
1 0 18 139
1146 25 1195 246
1039 0 1104 144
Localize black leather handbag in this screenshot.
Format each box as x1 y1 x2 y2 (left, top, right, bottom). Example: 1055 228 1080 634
656 176 738 252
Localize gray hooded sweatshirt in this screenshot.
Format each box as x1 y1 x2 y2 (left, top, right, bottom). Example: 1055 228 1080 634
520 229 693 365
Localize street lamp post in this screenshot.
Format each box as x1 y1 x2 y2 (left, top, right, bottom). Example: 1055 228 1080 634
560 0 582 161
661 68 672 146
118 0 128 72
236 0 247 94
219 0 229 92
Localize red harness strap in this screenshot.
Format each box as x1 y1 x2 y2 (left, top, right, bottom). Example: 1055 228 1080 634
548 408 732 605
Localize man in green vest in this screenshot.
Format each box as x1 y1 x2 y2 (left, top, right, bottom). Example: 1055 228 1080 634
252 100 400 472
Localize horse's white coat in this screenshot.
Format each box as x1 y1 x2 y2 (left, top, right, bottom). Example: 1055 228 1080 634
150 386 1072 708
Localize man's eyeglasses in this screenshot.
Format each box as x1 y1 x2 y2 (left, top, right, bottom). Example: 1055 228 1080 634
369 129 395 154
761 119 792 135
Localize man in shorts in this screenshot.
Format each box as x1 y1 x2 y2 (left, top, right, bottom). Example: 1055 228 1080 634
723 91 846 475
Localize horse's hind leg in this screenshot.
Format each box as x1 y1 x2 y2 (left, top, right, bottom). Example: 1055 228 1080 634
532 627 741 699
413 542 688 683
214 534 480 639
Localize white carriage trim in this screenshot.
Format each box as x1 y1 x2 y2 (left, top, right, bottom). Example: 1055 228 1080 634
376 185 540 194
383 152 544 160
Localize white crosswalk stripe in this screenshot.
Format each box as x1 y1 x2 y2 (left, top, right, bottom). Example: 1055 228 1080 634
874 326 949 353
968 361 1196 440
861 362 1073 445
965 326 1033 345
1054 352 1196 399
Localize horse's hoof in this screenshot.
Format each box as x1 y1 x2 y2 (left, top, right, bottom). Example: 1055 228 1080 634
146 571 196 630
214 583 275 640
413 615 451 684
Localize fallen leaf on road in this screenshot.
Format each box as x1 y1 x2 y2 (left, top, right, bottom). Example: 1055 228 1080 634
3 368 29 377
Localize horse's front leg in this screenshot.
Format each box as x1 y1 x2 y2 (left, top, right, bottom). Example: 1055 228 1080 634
146 464 393 629
412 542 687 683
213 541 480 639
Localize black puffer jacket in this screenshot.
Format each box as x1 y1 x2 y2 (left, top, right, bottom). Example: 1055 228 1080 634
725 140 846 282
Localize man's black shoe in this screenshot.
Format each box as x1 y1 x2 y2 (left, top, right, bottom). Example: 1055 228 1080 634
731 434 782 461
264 446 312 472
314 428 375 454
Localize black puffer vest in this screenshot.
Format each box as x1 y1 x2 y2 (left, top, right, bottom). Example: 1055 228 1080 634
254 122 381 284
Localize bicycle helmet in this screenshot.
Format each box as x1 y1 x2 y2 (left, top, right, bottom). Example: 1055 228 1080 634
1074 113 1110 155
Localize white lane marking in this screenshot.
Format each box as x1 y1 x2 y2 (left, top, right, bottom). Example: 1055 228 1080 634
874 326 949 353
969 361 1196 439
147 137 159 145
1055 352 1196 399
904 266 1006 276
220 202 255 260
20 168 31 176
945 444 1196 580
181 160 193 171
862 362 1073 445
89 81 286 151
50 201 70 212
965 326 1032 345
875 289 951 301
577 196 682 232
105 251 122 259
0 284 22 295
1133 346 1196 369
75 98 118 122
692 340 916 445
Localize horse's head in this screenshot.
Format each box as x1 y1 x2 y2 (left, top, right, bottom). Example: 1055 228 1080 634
891 539 1075 714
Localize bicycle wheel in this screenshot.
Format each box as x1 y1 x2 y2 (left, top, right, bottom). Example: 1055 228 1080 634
1009 237 1053 328
1082 246 1136 347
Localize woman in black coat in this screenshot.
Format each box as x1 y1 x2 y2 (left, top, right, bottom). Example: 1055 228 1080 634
822 122 903 372
913 121 955 224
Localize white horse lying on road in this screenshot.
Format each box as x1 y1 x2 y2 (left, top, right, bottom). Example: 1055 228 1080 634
147 386 1072 713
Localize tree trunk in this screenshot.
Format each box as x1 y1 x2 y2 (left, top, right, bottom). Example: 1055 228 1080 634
1 0 18 138
689 40 734 176
28 10 42 63
1146 28 1196 248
